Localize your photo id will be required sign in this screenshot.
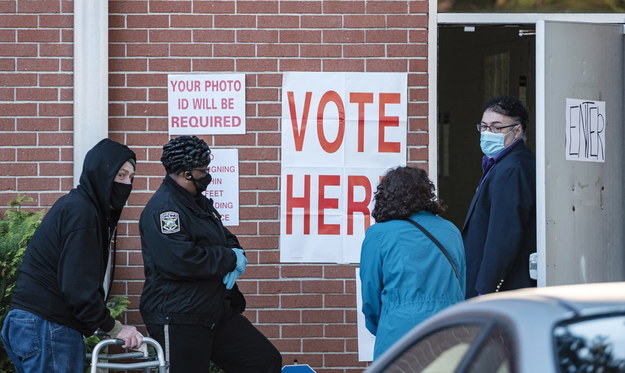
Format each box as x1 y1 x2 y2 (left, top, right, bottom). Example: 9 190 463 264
168 74 246 135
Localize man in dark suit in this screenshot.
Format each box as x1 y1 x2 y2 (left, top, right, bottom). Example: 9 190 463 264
462 96 537 298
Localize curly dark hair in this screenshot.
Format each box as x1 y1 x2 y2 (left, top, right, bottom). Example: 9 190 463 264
371 166 444 223
483 96 529 131
161 135 211 174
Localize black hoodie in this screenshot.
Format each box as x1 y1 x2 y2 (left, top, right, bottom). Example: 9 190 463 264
10 139 136 336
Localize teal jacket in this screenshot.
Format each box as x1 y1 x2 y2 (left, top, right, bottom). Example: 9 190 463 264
360 211 466 360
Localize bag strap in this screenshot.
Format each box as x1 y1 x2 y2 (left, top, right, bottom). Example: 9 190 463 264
404 218 460 280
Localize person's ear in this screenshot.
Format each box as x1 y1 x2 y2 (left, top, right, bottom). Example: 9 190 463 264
184 171 193 181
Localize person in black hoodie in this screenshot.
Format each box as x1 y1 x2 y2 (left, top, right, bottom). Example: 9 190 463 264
139 136 281 373
1 138 144 373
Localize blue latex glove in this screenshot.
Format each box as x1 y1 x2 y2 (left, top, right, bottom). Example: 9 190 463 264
223 248 247 289
232 248 247 274
223 270 240 290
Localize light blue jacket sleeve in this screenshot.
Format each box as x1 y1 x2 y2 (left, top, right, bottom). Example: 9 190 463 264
360 226 383 336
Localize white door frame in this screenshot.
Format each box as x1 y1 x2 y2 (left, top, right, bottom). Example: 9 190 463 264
427 10 625 180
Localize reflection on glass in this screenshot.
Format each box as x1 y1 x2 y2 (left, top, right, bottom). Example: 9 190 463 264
554 315 625 373
438 0 625 13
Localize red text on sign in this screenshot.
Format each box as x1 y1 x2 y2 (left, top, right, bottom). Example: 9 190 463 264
285 173 372 235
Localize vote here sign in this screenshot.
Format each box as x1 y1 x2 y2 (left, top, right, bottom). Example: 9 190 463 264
168 74 246 135
280 72 407 263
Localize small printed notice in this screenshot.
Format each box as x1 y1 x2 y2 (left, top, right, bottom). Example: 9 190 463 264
168 74 246 135
565 98 606 163
204 149 239 226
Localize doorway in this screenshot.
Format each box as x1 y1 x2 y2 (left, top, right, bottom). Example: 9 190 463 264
437 24 536 228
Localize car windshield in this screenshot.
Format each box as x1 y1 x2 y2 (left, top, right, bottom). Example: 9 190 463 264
554 314 625 372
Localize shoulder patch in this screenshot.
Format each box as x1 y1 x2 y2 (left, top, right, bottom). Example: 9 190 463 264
160 211 180 234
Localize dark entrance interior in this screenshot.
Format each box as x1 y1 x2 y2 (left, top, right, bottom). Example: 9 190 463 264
437 24 536 228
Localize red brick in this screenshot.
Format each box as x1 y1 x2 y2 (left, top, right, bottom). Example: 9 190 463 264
279 59 321 72
214 15 256 28
18 177 61 191
109 58 148 72
300 44 341 58
38 132 72 146
39 162 72 176
323 1 365 14
323 30 365 43
257 15 299 29
16 118 59 131
282 324 323 338
366 29 408 43
149 1 192 13
325 59 365 72
239 1 278 13
0 30 15 43
193 29 235 43
170 14 213 28
40 43 72 57
0 43 36 56
214 43 255 57
39 103 72 116
17 1 60 13
237 30 278 43
303 338 345 352
0 103 37 116
18 29 60 43
302 310 344 323
346 15 386 28
367 59 408 72
280 1 322 14
109 29 148 43
127 14 169 28
193 0 236 14
237 58 278 72
0 88 13 101
0 59 15 70
109 0 148 13
367 1 408 14
149 58 192 72
301 15 342 28
17 58 59 72
16 88 58 101
38 14 72 28
280 30 321 43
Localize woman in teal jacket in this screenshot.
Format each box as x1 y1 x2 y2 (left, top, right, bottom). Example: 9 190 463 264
360 166 466 360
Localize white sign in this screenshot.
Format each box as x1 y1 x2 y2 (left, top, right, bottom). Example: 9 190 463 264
565 98 606 163
168 74 246 135
356 268 375 362
280 72 407 263
204 149 239 226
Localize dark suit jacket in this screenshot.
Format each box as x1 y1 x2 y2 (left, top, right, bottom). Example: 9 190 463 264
462 141 537 298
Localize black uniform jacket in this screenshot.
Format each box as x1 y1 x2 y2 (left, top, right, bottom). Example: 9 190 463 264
139 176 244 329
462 141 537 298
10 139 136 336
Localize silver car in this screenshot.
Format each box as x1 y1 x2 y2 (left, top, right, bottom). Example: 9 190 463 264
365 282 625 373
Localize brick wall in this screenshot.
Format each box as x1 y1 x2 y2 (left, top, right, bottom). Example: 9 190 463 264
1 1 431 372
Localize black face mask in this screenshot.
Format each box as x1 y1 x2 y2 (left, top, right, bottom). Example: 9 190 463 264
110 182 132 210
190 173 212 194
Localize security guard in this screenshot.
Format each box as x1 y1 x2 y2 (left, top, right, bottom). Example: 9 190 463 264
139 136 282 373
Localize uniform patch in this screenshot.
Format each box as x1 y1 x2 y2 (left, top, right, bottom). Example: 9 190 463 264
160 211 180 234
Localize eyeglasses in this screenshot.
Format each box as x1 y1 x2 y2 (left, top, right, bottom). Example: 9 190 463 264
476 123 519 133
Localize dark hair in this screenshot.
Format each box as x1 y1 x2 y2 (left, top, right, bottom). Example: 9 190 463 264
371 166 444 223
483 96 529 131
161 135 211 174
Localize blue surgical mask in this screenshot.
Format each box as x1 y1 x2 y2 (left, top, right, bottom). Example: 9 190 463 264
480 130 514 158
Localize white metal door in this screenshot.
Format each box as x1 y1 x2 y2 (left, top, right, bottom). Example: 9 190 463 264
536 21 625 286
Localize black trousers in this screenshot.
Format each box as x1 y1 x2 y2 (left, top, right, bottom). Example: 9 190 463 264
146 312 282 373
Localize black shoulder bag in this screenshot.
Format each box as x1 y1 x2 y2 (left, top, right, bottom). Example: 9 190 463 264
404 218 460 280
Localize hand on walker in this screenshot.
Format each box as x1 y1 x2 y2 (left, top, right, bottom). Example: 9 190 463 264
116 325 144 349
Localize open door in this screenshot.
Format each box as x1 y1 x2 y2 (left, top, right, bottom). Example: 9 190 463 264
536 21 625 286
